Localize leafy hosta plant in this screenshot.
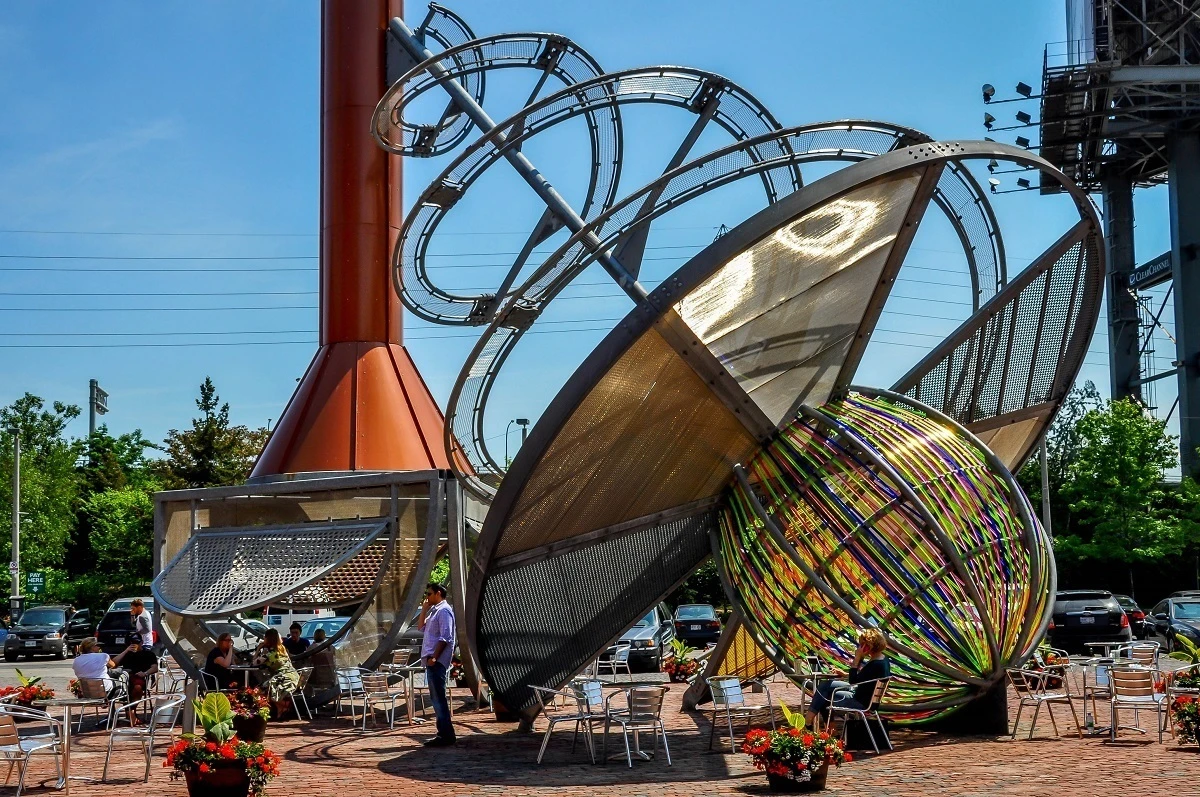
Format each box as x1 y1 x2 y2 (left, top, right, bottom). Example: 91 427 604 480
168 692 282 796
662 638 700 682
194 692 237 743
1168 637 1200 690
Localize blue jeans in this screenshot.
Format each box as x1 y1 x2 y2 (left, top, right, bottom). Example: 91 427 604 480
809 679 863 715
426 662 454 740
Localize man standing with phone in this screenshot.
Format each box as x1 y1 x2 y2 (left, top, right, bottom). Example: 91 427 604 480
417 582 456 747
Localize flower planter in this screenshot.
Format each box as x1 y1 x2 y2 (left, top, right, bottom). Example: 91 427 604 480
184 762 250 797
767 764 828 792
232 715 267 743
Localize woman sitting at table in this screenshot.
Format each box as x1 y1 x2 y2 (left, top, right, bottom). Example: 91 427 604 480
253 628 300 718
804 628 891 727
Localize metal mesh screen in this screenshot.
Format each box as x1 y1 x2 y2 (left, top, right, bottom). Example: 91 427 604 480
477 509 716 713
496 327 757 559
155 519 389 616
676 171 924 423
715 619 777 681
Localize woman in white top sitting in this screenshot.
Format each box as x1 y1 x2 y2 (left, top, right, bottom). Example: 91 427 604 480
72 637 122 697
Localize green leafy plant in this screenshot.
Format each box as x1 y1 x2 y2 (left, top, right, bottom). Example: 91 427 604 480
192 692 236 744
662 638 700 682
1169 635 1200 665
14 669 41 688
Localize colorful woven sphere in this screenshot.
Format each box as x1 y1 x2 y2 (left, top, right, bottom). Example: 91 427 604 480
718 390 1053 721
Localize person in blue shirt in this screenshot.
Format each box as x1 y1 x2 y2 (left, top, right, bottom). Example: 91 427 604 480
418 582 457 747
805 628 892 727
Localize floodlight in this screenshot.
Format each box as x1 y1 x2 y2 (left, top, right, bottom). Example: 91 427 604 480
983 112 996 130
1016 81 1034 97
1015 135 1031 148
988 177 1001 193
1016 110 1032 124
982 83 996 103
987 159 999 173
1016 177 1031 189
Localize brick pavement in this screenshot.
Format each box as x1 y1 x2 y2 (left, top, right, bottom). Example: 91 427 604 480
10 680 1200 797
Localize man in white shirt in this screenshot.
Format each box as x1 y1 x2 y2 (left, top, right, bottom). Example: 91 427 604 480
130 599 153 648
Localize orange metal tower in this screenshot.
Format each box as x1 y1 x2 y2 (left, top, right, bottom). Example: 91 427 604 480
253 0 450 476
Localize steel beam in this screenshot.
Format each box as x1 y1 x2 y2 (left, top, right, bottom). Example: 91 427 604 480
1169 133 1200 477
1103 175 1143 403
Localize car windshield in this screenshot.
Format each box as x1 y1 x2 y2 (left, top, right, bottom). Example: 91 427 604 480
676 606 715 620
18 608 65 627
633 609 658 628
97 612 134 631
301 619 347 638
1056 591 1110 602
1115 597 1137 609
1175 602 1200 619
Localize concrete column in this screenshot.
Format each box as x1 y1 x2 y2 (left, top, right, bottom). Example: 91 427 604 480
1102 175 1142 404
1169 134 1200 477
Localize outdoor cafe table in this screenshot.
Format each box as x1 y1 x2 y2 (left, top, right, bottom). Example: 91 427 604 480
379 663 425 724
228 664 261 688
32 696 107 795
1085 641 1130 658
599 683 669 764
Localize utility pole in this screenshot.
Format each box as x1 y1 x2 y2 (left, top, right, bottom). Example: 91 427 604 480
88 379 109 437
9 429 19 622
1038 437 1052 536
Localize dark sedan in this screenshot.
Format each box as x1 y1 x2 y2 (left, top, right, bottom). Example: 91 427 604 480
1046 590 1132 653
1113 595 1149 639
1147 598 1200 653
673 604 721 646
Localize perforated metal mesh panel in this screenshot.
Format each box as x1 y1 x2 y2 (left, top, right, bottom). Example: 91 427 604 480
497 327 757 559
478 509 716 714
155 519 389 616
714 619 777 681
676 171 924 423
896 229 1100 469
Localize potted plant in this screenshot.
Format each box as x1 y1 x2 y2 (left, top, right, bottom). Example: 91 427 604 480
167 693 281 797
661 638 701 683
68 679 82 698
741 703 850 792
0 670 55 710
229 689 271 743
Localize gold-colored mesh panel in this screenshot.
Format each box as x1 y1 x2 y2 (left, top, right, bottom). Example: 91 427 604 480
716 622 776 681
497 327 758 559
970 412 1051 472
676 171 924 424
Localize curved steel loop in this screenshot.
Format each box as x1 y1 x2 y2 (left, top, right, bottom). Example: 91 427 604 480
387 66 801 325
446 123 1010 498
374 32 605 157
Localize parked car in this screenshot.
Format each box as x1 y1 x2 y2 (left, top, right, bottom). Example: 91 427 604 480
1147 597 1200 653
3 605 92 660
1170 590 1200 599
204 619 270 655
1046 590 1132 653
300 616 349 644
673 604 722 646
1113 594 1149 639
614 603 675 671
95 598 158 654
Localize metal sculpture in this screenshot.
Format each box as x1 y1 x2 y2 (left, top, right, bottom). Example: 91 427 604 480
376 5 1104 722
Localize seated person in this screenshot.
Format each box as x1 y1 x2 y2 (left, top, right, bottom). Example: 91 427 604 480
254 629 301 718
306 628 337 692
204 632 239 690
804 628 891 727
282 622 310 657
73 637 122 697
111 637 160 702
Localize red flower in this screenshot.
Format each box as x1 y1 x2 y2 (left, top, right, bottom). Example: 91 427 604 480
788 727 801 737
844 753 853 763
802 733 814 746
205 741 217 752
766 761 789 777
198 763 210 774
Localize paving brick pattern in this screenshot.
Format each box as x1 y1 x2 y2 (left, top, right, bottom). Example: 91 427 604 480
14 677 1200 796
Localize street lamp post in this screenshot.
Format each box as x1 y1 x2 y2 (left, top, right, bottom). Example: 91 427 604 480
505 418 532 465
8 428 20 621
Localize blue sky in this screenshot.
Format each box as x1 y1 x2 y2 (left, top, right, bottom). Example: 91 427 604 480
0 1 1180 457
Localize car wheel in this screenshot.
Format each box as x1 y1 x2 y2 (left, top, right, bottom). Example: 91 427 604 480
56 640 68 660
2 653 14 662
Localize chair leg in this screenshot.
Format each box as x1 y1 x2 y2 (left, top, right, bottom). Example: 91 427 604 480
659 721 671 765
15 757 27 797
103 731 116 781
707 709 716 750
872 711 893 751
623 726 633 768
571 719 580 753
144 738 153 782
537 722 555 764
1065 697 1083 739
1028 701 1042 740
725 709 735 753
1046 702 1060 737
5 757 15 785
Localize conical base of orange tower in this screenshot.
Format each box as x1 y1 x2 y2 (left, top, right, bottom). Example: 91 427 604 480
251 342 450 476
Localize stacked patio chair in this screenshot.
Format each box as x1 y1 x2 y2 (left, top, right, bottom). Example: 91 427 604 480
827 677 893 753
0 707 63 797
1110 665 1168 742
604 686 672 768
530 679 606 764
705 676 776 752
101 694 185 783
1007 667 1083 740
334 667 371 723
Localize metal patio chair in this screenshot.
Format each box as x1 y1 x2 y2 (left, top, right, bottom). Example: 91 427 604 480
335 667 371 723
595 645 632 677
288 666 314 720
706 676 776 752
827 677 893 753
1114 641 1160 667
1110 665 1168 742
1007 667 1083 740
531 679 606 764
604 686 671 768
76 676 127 731
360 671 407 730
101 694 185 782
0 708 62 797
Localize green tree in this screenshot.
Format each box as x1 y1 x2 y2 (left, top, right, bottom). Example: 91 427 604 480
156 378 269 488
0 394 83 573
1057 398 1183 593
668 559 728 613
84 485 154 586
68 427 156 573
